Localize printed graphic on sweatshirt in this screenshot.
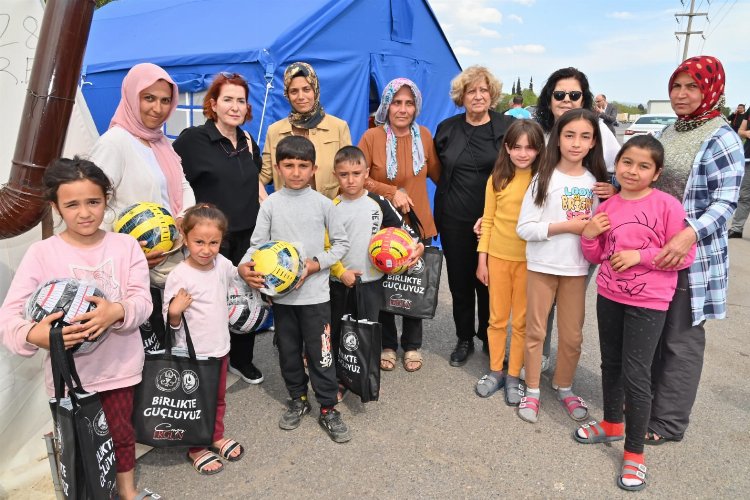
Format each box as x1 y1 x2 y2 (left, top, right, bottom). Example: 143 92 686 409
599 211 661 296
70 258 122 301
320 323 333 368
562 186 594 220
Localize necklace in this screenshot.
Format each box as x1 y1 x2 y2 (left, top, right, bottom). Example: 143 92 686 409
219 140 249 159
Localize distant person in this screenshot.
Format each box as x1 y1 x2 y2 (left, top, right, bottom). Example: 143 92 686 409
505 95 532 119
729 111 750 238
728 103 746 132
595 94 618 134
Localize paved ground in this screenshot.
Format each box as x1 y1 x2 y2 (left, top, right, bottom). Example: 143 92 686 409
125 237 750 499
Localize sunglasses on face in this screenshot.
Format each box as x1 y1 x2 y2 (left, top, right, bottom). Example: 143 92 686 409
552 90 583 102
219 71 241 79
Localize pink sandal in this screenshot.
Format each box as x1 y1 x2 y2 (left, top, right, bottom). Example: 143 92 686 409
559 394 589 421
517 395 540 423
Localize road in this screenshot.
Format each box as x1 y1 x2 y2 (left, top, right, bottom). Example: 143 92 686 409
127 237 750 499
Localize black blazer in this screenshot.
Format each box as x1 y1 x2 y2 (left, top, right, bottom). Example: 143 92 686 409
432 109 514 232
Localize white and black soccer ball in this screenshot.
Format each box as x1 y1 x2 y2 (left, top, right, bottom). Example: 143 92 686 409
227 277 270 334
25 278 107 354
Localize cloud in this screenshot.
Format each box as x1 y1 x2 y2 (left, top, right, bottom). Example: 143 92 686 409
454 46 482 57
491 44 545 55
508 14 523 24
477 26 503 38
607 11 635 20
510 0 535 5
430 0 503 29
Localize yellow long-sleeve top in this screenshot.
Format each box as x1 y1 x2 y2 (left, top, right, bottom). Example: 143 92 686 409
477 168 532 261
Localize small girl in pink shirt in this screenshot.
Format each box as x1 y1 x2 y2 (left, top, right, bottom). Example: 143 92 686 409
0 157 153 500
163 204 245 475
576 135 696 492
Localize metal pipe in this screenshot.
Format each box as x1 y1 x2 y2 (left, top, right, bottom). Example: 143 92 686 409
0 0 96 239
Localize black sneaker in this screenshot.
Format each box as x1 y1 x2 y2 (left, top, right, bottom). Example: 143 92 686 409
449 339 474 367
728 229 743 239
228 362 264 384
279 396 311 430
318 408 351 443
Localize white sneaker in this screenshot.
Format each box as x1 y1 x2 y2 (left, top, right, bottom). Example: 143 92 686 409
519 355 550 380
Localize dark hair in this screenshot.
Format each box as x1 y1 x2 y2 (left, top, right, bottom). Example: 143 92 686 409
203 72 252 123
535 67 594 133
43 156 113 204
491 120 545 192
181 203 228 236
333 145 366 168
599 94 607 100
615 135 665 172
533 109 608 207
512 95 524 105
276 135 316 164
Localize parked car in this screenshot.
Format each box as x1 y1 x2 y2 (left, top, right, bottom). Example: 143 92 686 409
623 114 677 142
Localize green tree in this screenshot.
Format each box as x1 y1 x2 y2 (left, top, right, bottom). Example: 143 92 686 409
516 77 522 95
95 0 117 8
529 76 533 92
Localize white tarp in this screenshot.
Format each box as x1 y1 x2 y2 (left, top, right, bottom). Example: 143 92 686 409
0 0 99 493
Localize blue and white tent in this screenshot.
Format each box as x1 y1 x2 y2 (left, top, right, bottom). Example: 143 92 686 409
82 0 462 146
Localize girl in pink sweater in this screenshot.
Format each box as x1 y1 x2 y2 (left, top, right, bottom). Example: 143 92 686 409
163 204 245 475
577 135 696 492
0 157 153 500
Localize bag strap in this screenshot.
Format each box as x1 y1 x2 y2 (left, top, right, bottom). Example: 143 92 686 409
166 300 198 360
405 207 426 241
49 326 85 399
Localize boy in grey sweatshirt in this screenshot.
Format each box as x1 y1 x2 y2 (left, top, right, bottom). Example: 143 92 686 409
243 136 351 443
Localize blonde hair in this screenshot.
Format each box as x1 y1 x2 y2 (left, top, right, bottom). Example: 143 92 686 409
449 66 502 108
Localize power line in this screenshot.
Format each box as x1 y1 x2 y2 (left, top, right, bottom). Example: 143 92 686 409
675 0 708 60
704 0 738 39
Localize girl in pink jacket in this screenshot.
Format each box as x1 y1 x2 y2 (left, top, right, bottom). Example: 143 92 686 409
0 157 153 500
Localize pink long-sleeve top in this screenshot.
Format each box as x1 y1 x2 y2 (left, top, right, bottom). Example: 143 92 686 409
0 232 151 395
580 189 696 310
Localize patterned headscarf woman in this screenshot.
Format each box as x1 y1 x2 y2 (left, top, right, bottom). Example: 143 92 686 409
668 55 726 132
374 78 425 180
283 62 325 129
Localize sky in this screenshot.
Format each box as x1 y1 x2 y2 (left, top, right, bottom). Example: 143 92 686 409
429 0 749 109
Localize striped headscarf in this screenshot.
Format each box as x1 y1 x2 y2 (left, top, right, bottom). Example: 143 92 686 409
374 78 425 180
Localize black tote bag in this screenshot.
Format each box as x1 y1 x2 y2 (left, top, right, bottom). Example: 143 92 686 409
381 209 443 319
337 282 382 402
133 313 221 448
49 327 117 500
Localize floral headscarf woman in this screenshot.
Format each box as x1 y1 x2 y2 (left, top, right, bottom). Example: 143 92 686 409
358 77 441 372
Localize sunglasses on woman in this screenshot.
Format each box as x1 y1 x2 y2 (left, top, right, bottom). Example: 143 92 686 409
219 71 241 79
552 90 583 102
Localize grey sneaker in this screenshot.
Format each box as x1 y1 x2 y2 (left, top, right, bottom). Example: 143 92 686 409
279 396 311 430
318 408 351 443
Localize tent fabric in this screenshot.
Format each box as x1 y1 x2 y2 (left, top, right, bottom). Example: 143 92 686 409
82 0 463 147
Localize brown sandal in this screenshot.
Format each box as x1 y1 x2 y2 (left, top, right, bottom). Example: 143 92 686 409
380 349 397 371
403 350 423 372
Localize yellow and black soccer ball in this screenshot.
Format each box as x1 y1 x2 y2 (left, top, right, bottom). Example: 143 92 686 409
249 241 304 296
114 202 178 254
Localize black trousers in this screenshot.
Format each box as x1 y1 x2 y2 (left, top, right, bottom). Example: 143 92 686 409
221 228 257 368
439 220 489 343
274 302 338 407
649 269 706 440
597 295 666 454
379 311 422 352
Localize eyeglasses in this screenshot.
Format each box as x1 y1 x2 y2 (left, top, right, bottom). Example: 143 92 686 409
219 141 250 158
552 90 583 102
219 71 242 79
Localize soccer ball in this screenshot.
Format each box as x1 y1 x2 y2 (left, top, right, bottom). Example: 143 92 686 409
248 241 304 296
227 277 271 334
368 227 414 274
113 202 178 254
25 278 107 354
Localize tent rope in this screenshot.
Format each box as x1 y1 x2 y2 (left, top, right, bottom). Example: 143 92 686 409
257 67 274 141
